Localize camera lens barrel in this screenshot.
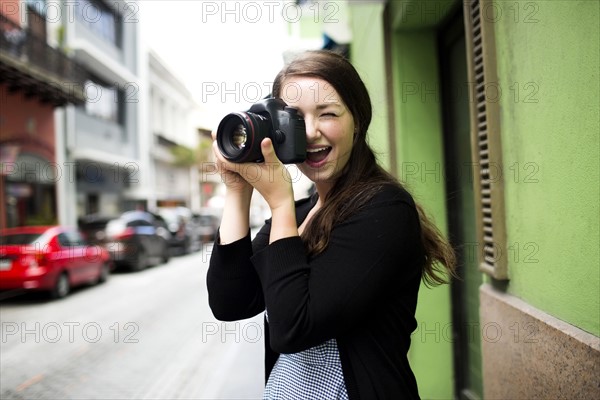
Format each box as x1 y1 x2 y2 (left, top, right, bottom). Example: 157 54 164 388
216 112 269 162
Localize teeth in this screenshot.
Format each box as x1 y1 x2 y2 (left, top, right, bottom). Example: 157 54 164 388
306 147 329 153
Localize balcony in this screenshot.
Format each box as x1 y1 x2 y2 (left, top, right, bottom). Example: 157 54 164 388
0 12 86 106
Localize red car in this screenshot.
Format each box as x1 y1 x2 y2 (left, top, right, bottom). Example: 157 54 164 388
0 226 111 299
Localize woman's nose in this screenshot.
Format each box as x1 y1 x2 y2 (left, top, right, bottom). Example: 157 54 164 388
304 118 319 141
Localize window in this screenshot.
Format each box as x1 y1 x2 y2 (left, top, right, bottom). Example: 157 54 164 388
464 0 509 279
127 219 151 228
58 231 86 247
76 0 121 48
84 78 123 124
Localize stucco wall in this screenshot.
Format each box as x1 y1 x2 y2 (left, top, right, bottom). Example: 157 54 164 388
493 0 600 336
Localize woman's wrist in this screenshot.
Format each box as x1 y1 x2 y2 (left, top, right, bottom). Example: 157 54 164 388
269 198 298 244
219 187 253 244
226 183 254 202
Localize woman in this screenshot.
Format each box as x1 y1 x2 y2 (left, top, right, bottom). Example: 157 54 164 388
207 50 456 399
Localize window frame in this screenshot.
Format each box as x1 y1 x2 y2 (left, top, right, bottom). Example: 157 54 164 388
82 75 125 125
75 0 122 48
463 0 509 280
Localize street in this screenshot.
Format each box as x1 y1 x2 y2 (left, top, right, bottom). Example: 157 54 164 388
0 245 265 400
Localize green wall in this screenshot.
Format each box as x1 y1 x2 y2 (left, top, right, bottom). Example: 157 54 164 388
348 3 391 170
493 0 600 336
391 31 454 399
350 4 455 398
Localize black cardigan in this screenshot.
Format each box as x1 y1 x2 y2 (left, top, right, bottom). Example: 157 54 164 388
207 184 423 399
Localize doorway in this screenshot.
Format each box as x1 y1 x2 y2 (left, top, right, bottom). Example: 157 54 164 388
438 7 483 400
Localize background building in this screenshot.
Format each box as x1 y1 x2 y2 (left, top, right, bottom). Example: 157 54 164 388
54 0 144 226
146 49 201 212
0 0 86 229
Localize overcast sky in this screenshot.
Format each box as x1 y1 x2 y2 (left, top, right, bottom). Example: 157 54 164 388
140 0 292 128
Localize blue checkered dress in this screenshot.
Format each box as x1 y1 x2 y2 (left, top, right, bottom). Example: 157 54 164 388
263 334 349 400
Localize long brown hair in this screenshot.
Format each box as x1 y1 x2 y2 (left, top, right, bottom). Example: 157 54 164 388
273 50 456 286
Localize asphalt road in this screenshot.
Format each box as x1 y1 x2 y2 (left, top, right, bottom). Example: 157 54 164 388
0 245 264 400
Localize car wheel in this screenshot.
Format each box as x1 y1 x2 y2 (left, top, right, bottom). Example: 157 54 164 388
51 272 70 299
97 262 110 284
132 249 148 271
183 238 192 254
161 244 170 264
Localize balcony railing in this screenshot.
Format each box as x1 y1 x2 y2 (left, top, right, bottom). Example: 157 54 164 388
0 12 87 106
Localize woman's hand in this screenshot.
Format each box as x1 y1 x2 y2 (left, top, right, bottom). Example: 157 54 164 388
211 135 295 210
242 138 294 211
211 131 254 196
213 133 298 243
212 131 254 244
245 138 297 243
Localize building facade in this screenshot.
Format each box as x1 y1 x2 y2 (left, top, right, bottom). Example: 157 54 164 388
0 0 86 229
54 0 144 226
344 0 599 398
146 49 201 212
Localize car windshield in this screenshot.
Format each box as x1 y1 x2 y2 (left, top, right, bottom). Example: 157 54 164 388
0 233 44 245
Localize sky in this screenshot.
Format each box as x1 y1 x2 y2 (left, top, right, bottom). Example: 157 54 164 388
140 0 294 129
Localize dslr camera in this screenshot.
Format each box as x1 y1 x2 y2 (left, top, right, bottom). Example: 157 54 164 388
216 98 306 164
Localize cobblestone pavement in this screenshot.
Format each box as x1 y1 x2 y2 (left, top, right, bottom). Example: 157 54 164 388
0 245 264 399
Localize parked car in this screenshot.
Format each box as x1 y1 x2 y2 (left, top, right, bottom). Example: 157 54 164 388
156 207 202 254
191 212 219 243
0 226 111 299
79 211 171 271
103 211 171 271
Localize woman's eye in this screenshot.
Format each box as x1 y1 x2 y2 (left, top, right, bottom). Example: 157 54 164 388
320 113 336 117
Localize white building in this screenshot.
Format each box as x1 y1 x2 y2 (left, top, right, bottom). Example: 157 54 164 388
145 49 202 212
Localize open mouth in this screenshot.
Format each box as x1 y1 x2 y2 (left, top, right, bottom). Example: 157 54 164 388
305 146 332 166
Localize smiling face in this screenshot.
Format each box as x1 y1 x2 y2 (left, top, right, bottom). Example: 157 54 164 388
280 77 355 194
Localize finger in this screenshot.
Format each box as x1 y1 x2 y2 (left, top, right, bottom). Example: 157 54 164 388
261 138 279 164
212 141 234 172
212 140 223 161
211 130 217 141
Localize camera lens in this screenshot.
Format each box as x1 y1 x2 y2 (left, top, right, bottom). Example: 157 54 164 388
216 112 270 162
231 124 247 149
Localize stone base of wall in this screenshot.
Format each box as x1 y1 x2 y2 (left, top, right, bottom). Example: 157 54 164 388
480 284 600 399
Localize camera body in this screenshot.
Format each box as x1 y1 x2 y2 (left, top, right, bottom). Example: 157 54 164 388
216 98 306 164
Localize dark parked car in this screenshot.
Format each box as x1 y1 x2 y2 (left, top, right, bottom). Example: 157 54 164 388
192 212 219 243
0 226 111 299
157 207 203 254
80 211 171 271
